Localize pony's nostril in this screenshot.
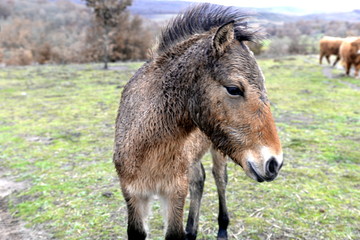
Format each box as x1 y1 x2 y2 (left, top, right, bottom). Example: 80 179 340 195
266 157 278 175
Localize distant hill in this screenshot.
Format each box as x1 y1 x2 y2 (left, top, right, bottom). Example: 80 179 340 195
59 0 360 23
129 0 192 15
302 10 360 22
128 0 360 23
128 0 302 23
49 0 84 4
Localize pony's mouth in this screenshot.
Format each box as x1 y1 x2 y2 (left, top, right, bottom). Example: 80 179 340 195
248 162 265 183
248 161 279 182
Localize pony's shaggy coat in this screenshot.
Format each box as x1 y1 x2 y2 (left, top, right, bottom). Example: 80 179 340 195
114 3 282 240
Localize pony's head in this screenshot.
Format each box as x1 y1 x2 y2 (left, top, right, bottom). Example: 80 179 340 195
176 4 284 182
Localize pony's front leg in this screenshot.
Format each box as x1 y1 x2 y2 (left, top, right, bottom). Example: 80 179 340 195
211 147 230 240
123 191 151 240
161 184 188 240
185 161 206 240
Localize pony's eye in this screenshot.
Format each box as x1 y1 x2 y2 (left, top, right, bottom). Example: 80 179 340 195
225 86 244 97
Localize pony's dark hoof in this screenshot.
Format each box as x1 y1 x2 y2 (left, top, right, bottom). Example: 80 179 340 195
217 237 228 240
217 229 228 240
185 232 197 240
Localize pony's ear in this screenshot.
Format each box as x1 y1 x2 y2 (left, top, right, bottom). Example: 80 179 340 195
213 21 235 56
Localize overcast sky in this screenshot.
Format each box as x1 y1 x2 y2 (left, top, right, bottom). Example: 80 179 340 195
185 0 357 14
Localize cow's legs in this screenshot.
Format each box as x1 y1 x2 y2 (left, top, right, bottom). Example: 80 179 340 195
355 64 360 78
185 161 206 240
326 55 331 64
345 62 352 75
211 147 229 240
319 53 324 64
332 55 340 67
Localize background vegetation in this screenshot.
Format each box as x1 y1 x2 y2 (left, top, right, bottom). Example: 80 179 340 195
263 20 360 56
0 0 154 66
0 56 359 239
1 0 360 65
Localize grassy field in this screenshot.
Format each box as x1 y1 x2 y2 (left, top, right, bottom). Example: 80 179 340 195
0 55 359 240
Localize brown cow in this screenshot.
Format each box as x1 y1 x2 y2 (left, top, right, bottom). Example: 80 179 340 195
319 36 344 66
339 37 360 77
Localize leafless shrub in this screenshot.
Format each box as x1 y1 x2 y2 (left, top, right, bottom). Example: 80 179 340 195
0 2 11 19
247 42 264 55
0 0 155 65
84 0 132 69
83 13 154 63
5 49 33 66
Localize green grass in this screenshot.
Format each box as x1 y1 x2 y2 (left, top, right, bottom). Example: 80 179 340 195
0 56 359 239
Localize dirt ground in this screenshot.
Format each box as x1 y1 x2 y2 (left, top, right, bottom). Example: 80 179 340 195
321 64 360 92
0 171 51 240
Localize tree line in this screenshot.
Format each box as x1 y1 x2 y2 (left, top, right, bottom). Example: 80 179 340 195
260 19 360 56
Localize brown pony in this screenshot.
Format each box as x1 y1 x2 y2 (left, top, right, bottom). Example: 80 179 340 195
113 4 283 240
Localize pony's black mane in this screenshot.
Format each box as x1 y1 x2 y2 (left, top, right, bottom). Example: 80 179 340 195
156 3 262 54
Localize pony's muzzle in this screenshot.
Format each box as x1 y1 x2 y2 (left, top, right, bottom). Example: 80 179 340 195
264 156 283 181
246 148 283 182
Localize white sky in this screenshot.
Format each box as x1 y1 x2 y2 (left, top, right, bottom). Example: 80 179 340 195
185 0 357 13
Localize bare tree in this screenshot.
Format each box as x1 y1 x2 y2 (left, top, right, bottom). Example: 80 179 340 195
0 2 11 19
84 0 132 69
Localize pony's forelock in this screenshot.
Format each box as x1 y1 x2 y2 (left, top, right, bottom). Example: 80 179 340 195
156 3 264 55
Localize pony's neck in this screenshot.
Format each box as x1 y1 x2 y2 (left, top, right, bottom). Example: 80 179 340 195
155 37 208 136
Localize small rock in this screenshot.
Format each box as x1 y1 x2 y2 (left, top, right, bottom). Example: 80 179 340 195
102 192 113 198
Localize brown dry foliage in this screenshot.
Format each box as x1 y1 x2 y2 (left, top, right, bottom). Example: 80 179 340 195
33 43 62 65
266 20 360 56
83 13 154 62
5 49 33 66
0 48 3 63
0 0 155 66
